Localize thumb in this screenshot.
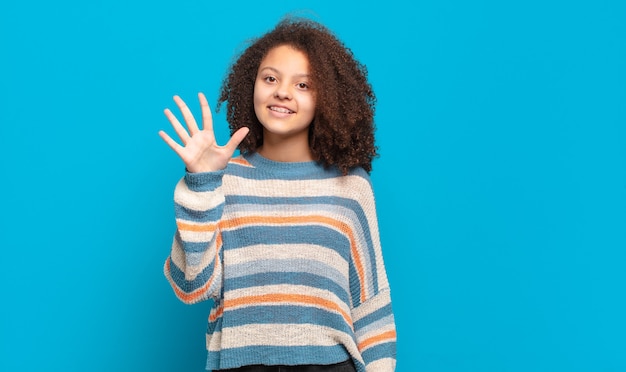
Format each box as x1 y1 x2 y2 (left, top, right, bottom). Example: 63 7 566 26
224 127 250 154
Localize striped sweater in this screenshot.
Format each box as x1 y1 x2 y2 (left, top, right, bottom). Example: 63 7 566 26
164 152 396 372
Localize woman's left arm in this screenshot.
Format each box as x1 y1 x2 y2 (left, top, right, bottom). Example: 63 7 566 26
348 172 397 372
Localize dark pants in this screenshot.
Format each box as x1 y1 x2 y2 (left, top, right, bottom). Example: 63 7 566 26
217 359 356 372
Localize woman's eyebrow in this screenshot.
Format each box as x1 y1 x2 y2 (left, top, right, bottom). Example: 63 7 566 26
258 66 310 78
259 66 279 74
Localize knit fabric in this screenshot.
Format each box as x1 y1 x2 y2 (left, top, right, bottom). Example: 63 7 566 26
164 152 397 372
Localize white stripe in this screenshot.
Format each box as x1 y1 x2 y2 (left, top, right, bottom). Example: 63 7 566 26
223 173 372 200
352 289 391 322
206 330 222 352
219 323 352 349
174 178 225 212
365 358 396 372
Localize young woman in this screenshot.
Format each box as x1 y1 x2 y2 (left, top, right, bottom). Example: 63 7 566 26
159 17 396 372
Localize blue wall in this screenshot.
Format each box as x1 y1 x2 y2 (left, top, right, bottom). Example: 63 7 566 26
1 1 624 371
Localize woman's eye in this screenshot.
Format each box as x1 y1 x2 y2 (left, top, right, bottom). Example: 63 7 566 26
265 76 277 83
297 83 309 90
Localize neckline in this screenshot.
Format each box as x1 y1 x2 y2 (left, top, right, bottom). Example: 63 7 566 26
245 151 319 168
242 152 331 179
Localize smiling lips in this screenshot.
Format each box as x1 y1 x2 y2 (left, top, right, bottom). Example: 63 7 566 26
269 105 295 114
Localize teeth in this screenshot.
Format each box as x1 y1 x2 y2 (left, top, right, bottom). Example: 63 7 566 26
270 106 293 114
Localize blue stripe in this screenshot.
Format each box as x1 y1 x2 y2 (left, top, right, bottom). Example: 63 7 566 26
355 314 395 338
226 257 347 284
222 305 350 330
225 271 350 304
226 194 365 212
175 202 224 222
354 302 393 330
183 170 224 192
206 344 350 370
228 152 346 181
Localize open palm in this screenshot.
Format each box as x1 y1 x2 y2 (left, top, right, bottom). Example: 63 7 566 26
159 93 249 173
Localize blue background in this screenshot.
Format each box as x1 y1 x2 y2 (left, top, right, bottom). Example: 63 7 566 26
1 0 625 371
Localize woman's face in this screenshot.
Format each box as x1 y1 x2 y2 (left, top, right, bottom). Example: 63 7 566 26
253 45 316 144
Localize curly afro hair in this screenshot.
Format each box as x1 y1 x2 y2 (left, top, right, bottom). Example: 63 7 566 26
217 17 378 175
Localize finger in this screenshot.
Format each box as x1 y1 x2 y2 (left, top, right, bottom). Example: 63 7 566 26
198 92 215 135
158 130 185 157
224 127 250 154
164 108 190 145
173 95 200 137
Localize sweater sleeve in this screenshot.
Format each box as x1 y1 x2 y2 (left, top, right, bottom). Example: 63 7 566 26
352 289 396 371
349 174 397 371
163 170 226 304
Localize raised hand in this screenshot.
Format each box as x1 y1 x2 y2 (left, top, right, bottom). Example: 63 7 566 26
159 93 249 173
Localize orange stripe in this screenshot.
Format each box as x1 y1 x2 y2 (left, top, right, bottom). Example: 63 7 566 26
223 215 367 303
225 293 351 324
209 305 224 322
358 330 396 351
177 221 217 233
229 157 253 167
216 230 223 248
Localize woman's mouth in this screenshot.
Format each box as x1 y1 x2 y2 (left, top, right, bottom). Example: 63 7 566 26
269 106 294 114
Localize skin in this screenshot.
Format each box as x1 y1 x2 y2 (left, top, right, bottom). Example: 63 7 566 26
160 45 316 170
253 45 316 162
158 93 249 173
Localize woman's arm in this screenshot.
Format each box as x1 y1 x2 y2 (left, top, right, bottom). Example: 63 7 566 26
348 172 397 371
164 170 226 303
159 93 248 303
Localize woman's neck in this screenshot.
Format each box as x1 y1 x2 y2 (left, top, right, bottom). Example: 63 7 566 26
258 133 313 163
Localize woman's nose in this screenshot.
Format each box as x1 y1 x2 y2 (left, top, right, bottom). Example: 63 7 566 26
274 84 292 100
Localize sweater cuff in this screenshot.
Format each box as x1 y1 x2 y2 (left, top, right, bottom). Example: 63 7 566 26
184 169 225 192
